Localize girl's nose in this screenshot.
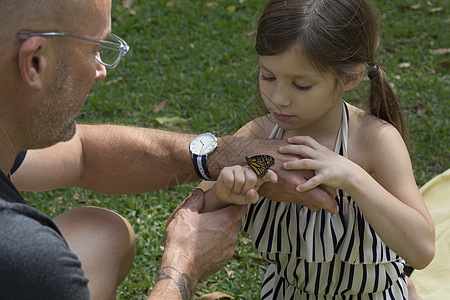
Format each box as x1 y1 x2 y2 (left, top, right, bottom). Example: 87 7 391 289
271 84 292 107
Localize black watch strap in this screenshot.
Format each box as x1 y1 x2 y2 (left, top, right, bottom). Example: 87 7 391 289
192 154 213 181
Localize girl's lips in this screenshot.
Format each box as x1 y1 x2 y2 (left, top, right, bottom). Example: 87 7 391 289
273 112 294 121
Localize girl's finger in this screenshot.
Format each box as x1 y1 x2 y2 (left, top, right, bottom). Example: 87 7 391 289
264 169 278 184
286 136 322 149
254 169 278 188
296 175 322 192
240 167 258 193
245 188 260 204
279 144 318 158
219 167 236 190
283 158 318 171
232 168 247 194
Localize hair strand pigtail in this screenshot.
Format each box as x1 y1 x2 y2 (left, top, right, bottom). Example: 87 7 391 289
368 64 408 145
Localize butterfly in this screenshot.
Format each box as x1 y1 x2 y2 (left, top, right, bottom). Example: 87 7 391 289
245 155 275 178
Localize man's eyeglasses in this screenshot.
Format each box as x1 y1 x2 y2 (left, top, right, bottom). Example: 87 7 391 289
18 30 130 68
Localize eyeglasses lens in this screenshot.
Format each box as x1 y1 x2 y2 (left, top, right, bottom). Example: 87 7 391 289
97 35 124 66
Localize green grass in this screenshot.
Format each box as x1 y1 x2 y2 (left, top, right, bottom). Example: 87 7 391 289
24 0 449 299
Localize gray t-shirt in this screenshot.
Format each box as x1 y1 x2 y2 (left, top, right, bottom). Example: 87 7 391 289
0 153 89 299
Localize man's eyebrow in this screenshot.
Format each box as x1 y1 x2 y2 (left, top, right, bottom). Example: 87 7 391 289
101 30 112 40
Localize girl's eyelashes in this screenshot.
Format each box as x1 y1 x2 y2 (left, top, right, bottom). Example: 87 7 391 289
260 73 312 90
292 82 312 91
260 74 275 81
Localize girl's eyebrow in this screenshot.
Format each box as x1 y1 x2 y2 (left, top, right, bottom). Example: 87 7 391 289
259 64 312 80
258 64 270 72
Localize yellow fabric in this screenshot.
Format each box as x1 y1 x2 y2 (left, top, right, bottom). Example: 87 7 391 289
410 168 450 299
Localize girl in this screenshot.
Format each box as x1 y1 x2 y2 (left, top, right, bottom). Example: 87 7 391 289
200 0 435 298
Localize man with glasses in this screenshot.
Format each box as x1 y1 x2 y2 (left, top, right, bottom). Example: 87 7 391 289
0 0 336 299
18 30 130 68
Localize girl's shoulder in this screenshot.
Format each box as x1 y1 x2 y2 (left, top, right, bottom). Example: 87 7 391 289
348 104 401 143
347 104 407 172
234 115 275 139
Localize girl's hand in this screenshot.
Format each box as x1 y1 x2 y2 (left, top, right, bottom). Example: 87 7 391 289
215 165 277 205
280 136 359 192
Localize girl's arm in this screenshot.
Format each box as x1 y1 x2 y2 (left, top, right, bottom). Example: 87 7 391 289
200 166 277 213
282 124 435 270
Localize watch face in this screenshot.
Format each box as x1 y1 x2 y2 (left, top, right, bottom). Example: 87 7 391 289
190 133 218 155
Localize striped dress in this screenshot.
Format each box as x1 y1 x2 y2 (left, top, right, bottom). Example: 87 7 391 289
243 101 408 299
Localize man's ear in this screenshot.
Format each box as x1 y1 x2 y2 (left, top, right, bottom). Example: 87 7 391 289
18 37 49 90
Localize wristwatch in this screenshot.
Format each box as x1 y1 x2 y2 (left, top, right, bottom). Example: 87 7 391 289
189 132 218 181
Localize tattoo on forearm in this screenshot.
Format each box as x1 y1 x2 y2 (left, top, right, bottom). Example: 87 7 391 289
156 266 192 300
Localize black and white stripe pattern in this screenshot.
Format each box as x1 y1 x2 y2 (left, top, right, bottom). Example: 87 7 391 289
243 101 408 299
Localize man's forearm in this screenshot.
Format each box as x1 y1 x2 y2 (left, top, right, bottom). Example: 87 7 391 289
14 124 198 193
148 266 196 300
79 129 288 194
77 124 198 193
15 125 281 194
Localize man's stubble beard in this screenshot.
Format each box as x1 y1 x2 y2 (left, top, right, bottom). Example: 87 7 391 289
28 60 83 150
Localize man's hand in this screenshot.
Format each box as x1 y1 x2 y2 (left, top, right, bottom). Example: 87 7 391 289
151 189 247 299
260 142 338 213
258 168 338 213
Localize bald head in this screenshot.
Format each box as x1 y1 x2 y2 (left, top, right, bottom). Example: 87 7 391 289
1 1 67 36
0 0 111 41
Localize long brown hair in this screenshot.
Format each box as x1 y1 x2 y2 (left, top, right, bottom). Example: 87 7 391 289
255 0 407 141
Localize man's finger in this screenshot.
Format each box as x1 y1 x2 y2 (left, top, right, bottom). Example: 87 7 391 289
182 188 205 213
301 187 338 214
211 203 248 222
165 189 205 226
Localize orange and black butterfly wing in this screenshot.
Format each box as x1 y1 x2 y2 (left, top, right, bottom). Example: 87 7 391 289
245 155 275 178
262 155 275 168
246 157 267 178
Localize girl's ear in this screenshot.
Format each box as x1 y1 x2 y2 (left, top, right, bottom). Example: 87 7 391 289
18 36 49 90
341 64 365 91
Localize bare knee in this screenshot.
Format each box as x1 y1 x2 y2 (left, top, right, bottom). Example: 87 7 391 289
54 206 135 262
55 206 135 299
